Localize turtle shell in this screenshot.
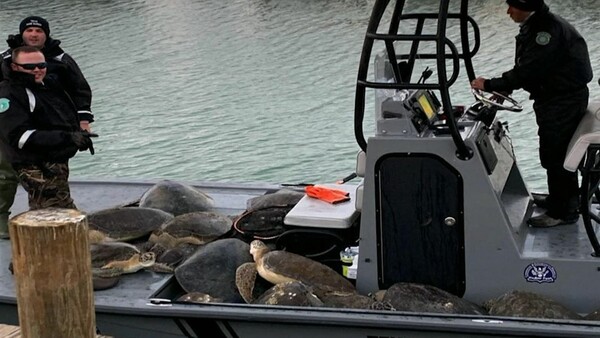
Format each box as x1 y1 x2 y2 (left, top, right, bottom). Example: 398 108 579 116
233 206 291 241
484 290 581 319
383 283 486 315
149 211 232 249
90 242 140 268
88 207 174 242
139 180 215 216
260 250 356 294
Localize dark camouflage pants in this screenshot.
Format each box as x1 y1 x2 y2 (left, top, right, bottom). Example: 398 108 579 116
15 162 76 210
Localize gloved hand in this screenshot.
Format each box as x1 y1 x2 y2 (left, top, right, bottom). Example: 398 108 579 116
69 131 99 155
6 34 23 49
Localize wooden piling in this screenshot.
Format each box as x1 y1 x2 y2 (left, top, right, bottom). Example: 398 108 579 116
9 208 95 338
0 325 113 338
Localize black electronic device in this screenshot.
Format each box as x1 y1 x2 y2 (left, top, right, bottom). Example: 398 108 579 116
405 90 441 133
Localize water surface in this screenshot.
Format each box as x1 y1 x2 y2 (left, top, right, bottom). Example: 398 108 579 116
0 0 598 191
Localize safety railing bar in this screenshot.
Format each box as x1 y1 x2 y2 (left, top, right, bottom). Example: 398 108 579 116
580 148 600 256
358 80 445 90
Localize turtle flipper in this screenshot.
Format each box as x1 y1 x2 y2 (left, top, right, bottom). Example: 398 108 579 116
148 262 175 274
93 266 123 278
236 262 258 303
94 252 156 278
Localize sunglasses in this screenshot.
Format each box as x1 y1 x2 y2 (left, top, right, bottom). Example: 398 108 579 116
14 62 47 70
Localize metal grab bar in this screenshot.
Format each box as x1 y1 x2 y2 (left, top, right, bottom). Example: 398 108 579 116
354 0 480 160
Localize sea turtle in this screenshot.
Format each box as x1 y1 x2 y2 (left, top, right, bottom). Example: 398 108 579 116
585 309 600 321
149 211 232 249
380 283 486 315
142 242 200 273
175 238 253 303
483 290 581 320
91 242 157 278
235 262 272 303
232 189 304 242
254 281 324 307
246 189 304 211
236 264 385 308
236 240 356 304
87 207 174 243
177 292 224 304
139 180 215 216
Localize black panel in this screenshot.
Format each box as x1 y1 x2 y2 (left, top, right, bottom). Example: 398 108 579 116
476 130 497 174
376 154 465 296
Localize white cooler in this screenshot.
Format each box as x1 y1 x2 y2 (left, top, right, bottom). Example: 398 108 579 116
283 184 359 229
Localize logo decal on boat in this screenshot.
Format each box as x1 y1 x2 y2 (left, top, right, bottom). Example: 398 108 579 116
524 262 557 283
0 98 9 113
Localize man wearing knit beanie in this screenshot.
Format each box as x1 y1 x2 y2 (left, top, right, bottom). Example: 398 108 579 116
471 0 593 228
20 16 50 38
505 0 543 13
17 16 50 50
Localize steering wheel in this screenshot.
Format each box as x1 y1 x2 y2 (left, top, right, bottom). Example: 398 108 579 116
471 88 523 112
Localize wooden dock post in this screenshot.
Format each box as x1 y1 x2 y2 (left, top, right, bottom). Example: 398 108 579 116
9 208 95 338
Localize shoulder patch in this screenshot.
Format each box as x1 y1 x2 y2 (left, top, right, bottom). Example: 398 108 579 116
0 98 9 113
536 32 551 46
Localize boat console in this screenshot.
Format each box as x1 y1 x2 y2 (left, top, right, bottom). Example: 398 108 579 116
351 0 600 314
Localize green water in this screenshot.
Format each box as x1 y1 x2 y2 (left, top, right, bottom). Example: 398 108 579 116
0 0 599 191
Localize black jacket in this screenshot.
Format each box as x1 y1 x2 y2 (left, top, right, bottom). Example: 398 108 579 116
485 5 593 101
0 36 93 122
0 71 81 165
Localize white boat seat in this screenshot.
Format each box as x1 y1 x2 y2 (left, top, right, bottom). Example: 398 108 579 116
284 183 359 229
356 151 366 177
564 101 600 172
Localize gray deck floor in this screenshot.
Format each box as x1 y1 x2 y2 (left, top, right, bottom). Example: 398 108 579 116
0 178 277 310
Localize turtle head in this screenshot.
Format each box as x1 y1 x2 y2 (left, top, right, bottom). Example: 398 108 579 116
249 240 269 261
139 252 156 267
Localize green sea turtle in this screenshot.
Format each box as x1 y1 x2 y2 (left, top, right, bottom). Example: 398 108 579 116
380 283 486 315
318 290 384 310
254 281 324 307
236 240 356 304
585 309 600 321
175 238 253 303
87 207 174 244
149 211 232 249
254 282 389 309
483 290 581 320
232 189 305 242
139 180 215 216
235 262 272 303
91 242 157 278
141 242 200 273
177 292 224 304
246 189 304 211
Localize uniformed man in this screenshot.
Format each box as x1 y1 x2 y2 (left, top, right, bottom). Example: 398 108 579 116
0 46 97 218
471 0 593 227
0 16 93 239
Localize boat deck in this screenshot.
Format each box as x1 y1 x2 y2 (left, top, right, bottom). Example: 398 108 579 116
1 179 600 337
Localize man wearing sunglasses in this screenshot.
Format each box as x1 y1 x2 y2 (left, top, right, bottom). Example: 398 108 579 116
0 16 93 239
0 46 97 218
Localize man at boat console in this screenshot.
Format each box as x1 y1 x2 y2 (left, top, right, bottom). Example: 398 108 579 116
0 46 97 212
0 16 93 239
471 0 592 228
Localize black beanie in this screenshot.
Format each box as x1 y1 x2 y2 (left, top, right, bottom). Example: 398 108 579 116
19 16 50 36
506 0 544 11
